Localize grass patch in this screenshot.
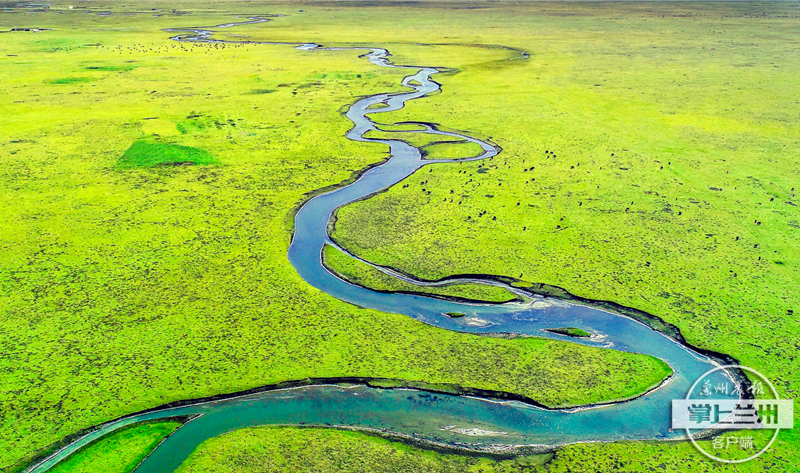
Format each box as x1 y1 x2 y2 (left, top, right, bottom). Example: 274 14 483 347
44 77 97 84
375 123 428 132
173 426 551 473
421 140 485 160
322 243 518 303
175 116 214 134
174 426 797 472
543 429 795 473
364 129 462 148
365 379 463 395
84 65 136 71
48 421 182 473
116 139 217 168
545 327 591 338
312 71 375 81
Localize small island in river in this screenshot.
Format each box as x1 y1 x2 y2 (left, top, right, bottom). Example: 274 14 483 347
545 327 591 338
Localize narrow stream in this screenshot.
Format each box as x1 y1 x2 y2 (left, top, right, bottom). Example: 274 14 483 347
26 16 736 473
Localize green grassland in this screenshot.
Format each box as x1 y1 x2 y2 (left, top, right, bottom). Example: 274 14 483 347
174 426 551 473
322 1 799 469
326 2 800 391
40 422 794 473
0 2 678 471
163 425 793 473
421 141 486 160
322 243 518 303
48 421 182 473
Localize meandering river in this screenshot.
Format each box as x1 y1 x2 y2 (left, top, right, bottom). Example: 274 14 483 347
27 16 737 473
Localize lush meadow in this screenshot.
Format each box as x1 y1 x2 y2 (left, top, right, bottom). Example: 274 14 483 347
0 2 681 471
322 2 799 470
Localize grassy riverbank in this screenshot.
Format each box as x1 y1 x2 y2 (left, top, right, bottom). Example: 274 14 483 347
0 3 675 471
322 244 518 303
47 421 182 473
165 425 798 473
44 423 798 473
174 426 550 473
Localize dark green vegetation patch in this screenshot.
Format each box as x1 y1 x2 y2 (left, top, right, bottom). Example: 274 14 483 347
545 327 591 338
44 77 98 84
117 140 217 168
312 71 375 81
176 116 214 134
84 64 136 71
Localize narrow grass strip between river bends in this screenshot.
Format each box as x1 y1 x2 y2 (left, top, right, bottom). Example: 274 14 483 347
45 421 183 473
173 426 552 473
322 243 519 304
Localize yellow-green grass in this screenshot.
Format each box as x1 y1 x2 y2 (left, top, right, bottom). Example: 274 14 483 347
54 424 792 473
40 422 800 473
48 421 182 473
0 3 675 470
323 2 799 468
422 140 485 160
367 128 488 160
322 244 518 303
173 426 796 473
375 123 428 132
363 129 462 147
174 426 551 473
